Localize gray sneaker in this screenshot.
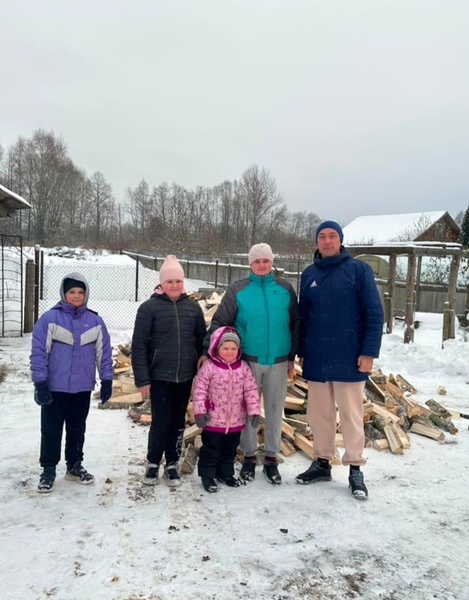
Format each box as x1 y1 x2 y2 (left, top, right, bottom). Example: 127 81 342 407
65 462 95 485
142 465 159 485
164 464 182 488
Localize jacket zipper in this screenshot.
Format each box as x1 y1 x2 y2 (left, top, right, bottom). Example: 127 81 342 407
174 300 181 382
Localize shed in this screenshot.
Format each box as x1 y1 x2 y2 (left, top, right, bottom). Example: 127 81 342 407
0 183 32 218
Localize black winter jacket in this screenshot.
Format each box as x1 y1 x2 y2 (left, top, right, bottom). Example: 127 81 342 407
131 293 207 386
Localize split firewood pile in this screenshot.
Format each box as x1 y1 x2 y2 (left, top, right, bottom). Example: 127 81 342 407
362 370 459 454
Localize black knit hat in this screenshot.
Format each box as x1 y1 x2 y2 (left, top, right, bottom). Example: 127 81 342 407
63 278 86 294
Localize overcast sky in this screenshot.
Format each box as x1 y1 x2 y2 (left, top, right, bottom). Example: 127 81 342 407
2 0 469 225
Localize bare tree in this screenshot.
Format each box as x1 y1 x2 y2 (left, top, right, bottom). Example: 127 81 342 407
239 164 284 247
90 171 114 244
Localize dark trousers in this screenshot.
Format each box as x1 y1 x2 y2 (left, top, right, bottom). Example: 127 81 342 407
198 430 241 479
147 380 192 466
40 391 91 469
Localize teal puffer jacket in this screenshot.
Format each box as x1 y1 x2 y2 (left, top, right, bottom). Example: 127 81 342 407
208 272 300 366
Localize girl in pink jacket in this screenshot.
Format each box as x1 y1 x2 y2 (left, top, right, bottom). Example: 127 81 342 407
193 326 260 493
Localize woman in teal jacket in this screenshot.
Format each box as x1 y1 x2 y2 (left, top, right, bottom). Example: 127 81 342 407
204 243 300 485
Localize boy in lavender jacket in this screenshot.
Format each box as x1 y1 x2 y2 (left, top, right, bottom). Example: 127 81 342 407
193 327 260 493
30 272 113 493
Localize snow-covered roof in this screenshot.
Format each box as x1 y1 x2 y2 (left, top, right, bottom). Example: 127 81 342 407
343 211 447 245
0 183 32 218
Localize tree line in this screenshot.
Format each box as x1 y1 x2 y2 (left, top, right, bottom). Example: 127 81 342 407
0 129 321 256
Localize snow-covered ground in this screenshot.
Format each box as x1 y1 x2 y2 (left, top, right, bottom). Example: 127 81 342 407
0 256 468 599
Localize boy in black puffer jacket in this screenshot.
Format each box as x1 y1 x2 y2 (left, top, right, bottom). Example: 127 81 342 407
132 255 206 487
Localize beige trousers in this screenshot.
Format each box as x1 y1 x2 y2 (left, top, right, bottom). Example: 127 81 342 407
306 381 366 466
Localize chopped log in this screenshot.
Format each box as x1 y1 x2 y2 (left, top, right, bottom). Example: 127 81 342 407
183 423 202 442
371 403 400 424
140 414 152 424
280 437 297 457
283 417 310 433
117 344 132 357
397 406 411 430
428 414 458 434
393 423 411 449
364 423 385 441
100 392 143 409
293 433 314 459
114 366 132 374
186 402 195 425
371 414 387 432
372 439 390 451
393 374 417 395
284 396 305 411
180 444 199 474
425 399 452 420
367 377 397 410
281 420 296 440
398 395 424 418
119 380 139 394
383 423 404 454
293 378 309 393
409 420 445 441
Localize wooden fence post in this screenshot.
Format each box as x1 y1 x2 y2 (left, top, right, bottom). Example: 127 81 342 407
24 259 35 333
442 301 455 344
384 292 394 334
404 253 416 344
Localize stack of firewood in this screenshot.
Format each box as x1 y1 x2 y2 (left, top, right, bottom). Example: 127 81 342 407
362 370 458 453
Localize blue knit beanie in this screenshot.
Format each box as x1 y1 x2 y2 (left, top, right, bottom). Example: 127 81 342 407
315 220 344 243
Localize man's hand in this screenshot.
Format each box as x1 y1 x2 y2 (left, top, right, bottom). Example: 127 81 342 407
287 361 295 378
138 385 151 399
197 355 208 370
358 355 373 373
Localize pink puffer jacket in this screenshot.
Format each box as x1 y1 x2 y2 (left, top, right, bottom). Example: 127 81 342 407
193 327 260 433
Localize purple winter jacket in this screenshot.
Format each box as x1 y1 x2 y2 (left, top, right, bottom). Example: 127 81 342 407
30 275 113 393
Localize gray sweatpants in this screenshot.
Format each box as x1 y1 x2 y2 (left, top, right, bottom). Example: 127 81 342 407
240 361 287 459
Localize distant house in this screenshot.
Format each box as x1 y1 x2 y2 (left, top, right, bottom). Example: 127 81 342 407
343 211 460 245
0 184 32 219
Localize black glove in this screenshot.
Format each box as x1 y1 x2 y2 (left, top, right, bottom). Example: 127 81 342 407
250 414 261 428
195 414 211 429
100 380 113 404
34 382 53 406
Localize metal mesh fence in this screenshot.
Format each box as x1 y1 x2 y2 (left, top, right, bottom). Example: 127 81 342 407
1 235 24 337
38 254 306 332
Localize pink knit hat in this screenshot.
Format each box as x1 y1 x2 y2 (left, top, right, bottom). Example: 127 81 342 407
159 255 185 284
248 243 274 265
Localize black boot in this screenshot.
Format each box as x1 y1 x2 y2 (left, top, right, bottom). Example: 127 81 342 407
295 460 332 484
240 457 256 482
38 466 56 493
349 468 368 500
217 475 242 487
263 460 282 485
202 477 218 493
